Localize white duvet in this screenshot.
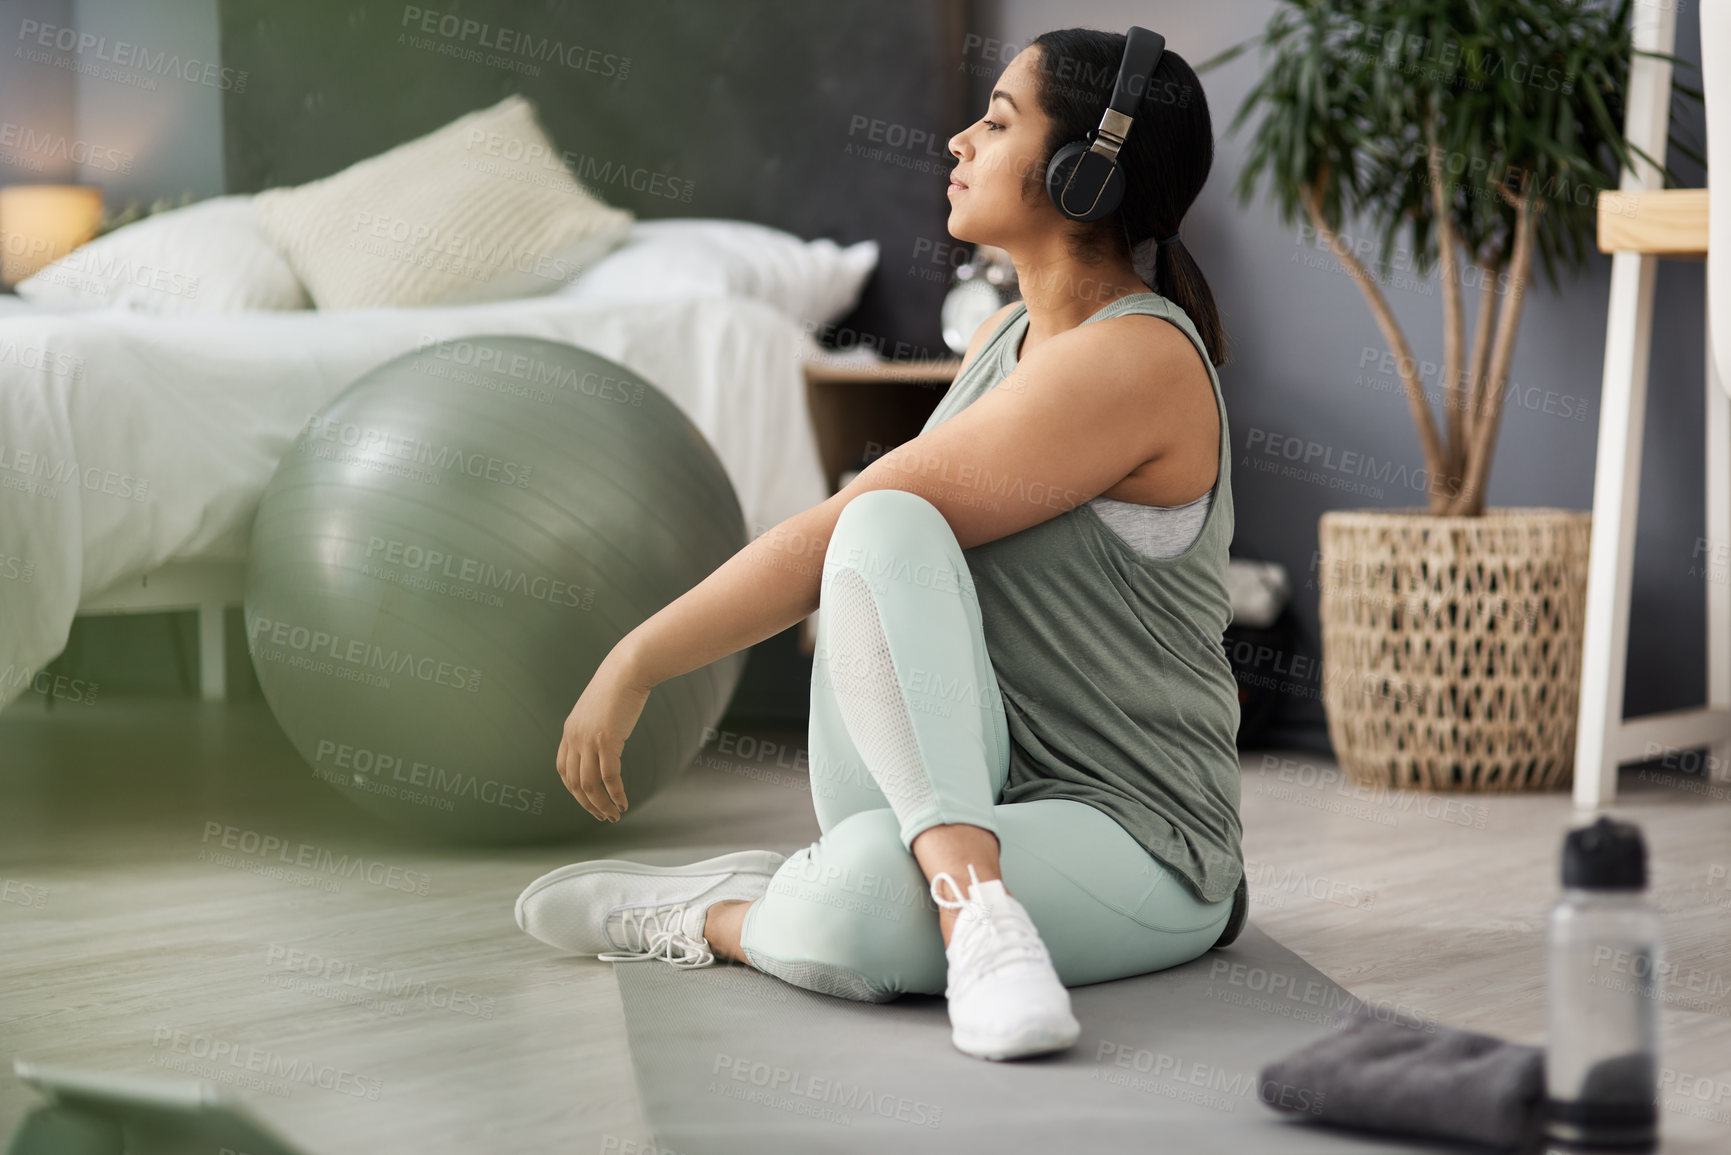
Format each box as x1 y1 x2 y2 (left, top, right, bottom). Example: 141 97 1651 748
0 292 830 713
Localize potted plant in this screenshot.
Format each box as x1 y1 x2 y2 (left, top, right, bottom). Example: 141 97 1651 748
1201 0 1704 790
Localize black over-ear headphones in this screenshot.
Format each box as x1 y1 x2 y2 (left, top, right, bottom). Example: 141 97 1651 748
1044 26 1166 223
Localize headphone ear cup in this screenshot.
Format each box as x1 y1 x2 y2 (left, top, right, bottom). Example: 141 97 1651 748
1045 140 1091 219
1045 139 1125 222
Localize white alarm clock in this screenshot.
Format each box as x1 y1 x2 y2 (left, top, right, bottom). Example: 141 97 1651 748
940 245 1017 355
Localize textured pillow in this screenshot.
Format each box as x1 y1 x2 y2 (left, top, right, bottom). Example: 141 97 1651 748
14 195 309 313
560 218 879 330
253 94 634 309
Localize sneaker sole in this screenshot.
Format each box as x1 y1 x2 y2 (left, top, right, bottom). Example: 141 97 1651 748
514 849 786 933
952 1014 1081 1061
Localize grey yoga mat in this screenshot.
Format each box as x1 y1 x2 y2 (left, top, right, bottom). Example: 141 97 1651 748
613 922 1481 1154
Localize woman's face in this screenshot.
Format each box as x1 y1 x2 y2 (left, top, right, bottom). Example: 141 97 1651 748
946 47 1051 246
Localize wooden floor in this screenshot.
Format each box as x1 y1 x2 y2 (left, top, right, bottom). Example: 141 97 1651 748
1 693 1727 1153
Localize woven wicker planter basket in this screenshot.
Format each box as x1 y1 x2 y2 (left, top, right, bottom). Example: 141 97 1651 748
1316 507 1592 791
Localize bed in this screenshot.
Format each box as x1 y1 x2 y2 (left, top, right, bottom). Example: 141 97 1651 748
0 289 839 712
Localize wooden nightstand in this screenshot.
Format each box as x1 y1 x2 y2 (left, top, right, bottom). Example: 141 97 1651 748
801 354 965 493
794 354 965 654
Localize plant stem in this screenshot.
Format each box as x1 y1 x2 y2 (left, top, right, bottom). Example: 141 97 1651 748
1448 176 1543 515
1464 268 1498 461
1428 115 1468 496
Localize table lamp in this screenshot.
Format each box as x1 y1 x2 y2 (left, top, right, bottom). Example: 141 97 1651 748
0 184 104 288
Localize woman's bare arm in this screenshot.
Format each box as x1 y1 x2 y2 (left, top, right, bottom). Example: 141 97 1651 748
616 491 843 689
557 492 852 820
613 308 1019 693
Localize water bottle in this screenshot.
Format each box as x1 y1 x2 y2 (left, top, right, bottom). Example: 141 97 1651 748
1545 815 1661 1150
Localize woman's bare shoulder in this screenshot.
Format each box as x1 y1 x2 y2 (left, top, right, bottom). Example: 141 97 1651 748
958 302 1023 376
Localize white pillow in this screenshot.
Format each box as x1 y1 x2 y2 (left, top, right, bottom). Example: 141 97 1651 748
560 218 879 330
253 94 634 309
14 195 309 313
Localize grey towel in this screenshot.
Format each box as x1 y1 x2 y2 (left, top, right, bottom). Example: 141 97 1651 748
1257 1003 1546 1151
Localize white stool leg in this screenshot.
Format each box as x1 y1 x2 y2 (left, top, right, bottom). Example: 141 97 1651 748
1706 282 1731 782
1573 0 1678 808
1574 250 1657 809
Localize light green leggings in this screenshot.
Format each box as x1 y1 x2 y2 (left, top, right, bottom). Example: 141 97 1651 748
738 489 1234 1002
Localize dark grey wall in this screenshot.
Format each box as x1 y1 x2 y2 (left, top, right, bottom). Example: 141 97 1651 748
982 0 1712 751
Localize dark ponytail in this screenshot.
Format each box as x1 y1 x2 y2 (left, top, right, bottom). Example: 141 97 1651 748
1029 28 1231 368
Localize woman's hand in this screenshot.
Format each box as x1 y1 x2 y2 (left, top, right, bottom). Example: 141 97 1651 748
555 648 652 822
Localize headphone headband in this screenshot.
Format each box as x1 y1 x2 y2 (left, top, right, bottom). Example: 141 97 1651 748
1108 28 1166 126
1045 26 1167 223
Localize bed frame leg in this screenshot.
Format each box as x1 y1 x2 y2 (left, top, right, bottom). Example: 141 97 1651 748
198 604 226 702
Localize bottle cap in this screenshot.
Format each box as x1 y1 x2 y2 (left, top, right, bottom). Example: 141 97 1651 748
1562 815 1647 890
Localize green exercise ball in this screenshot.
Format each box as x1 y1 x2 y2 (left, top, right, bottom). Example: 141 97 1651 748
244 334 747 842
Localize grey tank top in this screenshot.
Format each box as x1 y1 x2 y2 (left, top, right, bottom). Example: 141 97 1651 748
919 291 1243 903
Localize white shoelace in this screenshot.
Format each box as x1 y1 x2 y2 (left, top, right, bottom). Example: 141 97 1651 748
597 904 717 969
930 865 1049 981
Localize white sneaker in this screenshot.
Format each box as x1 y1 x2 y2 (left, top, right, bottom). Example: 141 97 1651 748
514 849 785 968
932 865 1081 1060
